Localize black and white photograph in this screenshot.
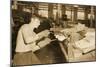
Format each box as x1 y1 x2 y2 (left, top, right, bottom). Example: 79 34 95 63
11 0 96 66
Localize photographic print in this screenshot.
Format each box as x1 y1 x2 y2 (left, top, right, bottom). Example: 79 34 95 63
11 0 96 66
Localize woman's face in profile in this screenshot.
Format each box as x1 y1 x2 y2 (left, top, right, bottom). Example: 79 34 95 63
34 18 40 28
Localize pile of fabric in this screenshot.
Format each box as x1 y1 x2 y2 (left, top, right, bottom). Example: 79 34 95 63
55 23 95 54
75 29 95 54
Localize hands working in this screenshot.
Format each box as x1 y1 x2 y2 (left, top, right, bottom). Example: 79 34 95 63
37 30 50 39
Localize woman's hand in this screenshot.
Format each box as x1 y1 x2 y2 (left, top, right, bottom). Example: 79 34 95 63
29 42 40 52
37 38 51 48
37 30 50 38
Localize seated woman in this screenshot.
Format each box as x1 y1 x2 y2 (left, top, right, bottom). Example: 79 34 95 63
13 14 52 66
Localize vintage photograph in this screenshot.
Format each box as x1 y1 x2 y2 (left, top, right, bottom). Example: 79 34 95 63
11 0 96 66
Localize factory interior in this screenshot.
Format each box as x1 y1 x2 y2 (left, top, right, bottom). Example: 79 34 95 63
11 0 96 65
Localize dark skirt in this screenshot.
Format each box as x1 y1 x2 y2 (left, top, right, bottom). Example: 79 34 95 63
13 51 41 66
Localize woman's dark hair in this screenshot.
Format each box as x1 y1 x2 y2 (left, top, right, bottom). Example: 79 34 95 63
34 17 56 40
34 17 52 34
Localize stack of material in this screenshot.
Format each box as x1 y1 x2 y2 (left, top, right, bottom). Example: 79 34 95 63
75 29 95 53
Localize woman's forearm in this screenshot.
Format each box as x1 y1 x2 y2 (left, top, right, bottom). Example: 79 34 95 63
27 42 40 52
